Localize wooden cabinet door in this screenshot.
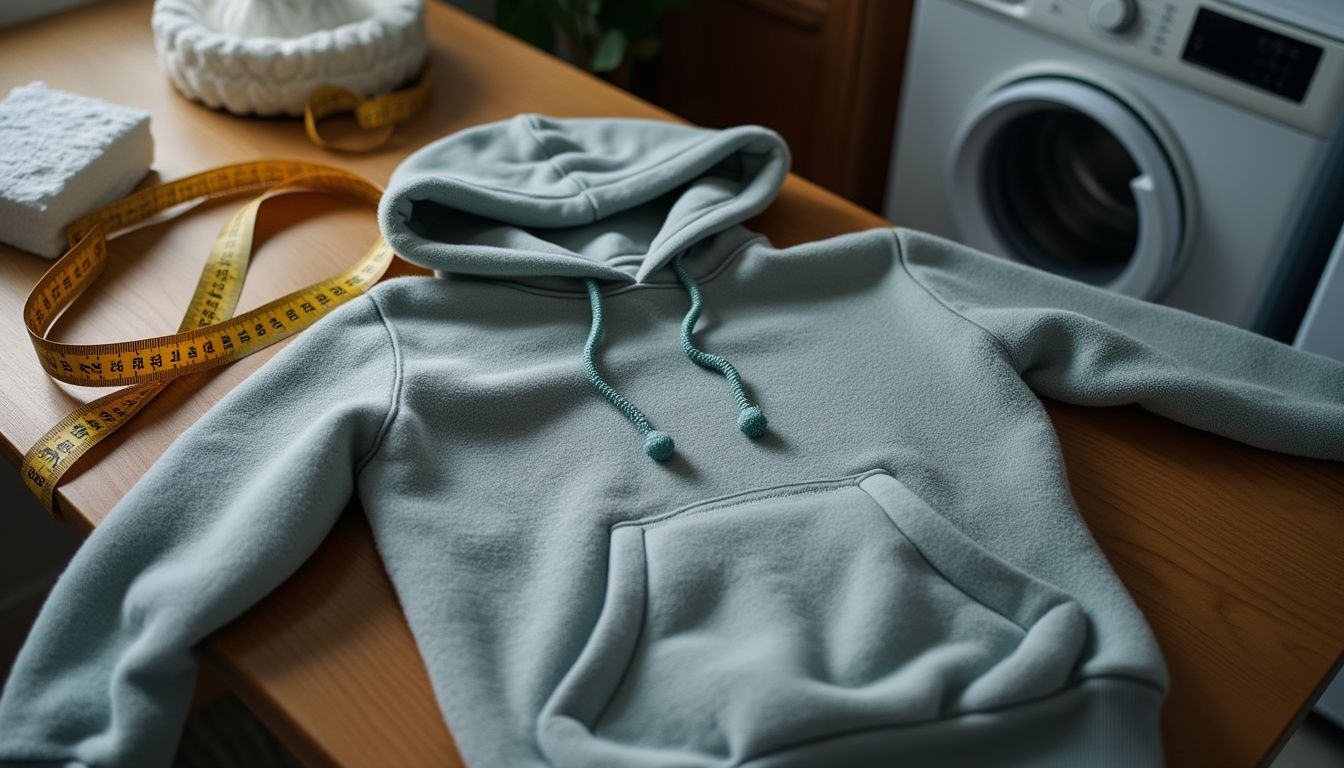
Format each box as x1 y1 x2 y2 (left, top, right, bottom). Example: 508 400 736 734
658 0 914 213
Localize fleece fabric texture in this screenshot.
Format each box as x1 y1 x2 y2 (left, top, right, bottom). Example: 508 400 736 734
2 115 1342 768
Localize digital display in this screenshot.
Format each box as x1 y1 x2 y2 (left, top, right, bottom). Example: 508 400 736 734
1182 8 1322 102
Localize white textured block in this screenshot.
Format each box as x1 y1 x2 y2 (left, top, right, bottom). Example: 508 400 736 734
0 82 153 258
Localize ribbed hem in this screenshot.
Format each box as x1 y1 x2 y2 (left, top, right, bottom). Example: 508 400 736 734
742 677 1165 768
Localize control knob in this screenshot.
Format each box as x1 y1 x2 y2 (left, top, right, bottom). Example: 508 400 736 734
1091 0 1137 34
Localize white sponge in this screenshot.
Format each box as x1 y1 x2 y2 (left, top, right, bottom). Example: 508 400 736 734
0 82 154 258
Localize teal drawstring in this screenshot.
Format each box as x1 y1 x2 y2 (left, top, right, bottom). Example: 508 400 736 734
669 254 769 438
581 261 766 462
583 279 676 461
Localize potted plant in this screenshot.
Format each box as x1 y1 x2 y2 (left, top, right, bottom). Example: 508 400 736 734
496 0 691 90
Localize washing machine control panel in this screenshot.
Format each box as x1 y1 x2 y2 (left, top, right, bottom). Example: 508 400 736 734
1182 7 1322 102
958 0 1344 137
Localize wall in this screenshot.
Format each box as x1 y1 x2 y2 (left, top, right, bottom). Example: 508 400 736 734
0 0 98 29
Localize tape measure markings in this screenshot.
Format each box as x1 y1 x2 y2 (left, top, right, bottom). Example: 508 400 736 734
305 64 433 152
21 161 394 516
31 245 390 387
22 382 167 499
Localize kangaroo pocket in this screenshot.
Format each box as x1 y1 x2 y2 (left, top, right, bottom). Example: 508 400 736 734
537 470 1089 767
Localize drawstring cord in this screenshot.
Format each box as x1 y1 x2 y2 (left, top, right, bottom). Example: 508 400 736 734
582 258 767 462
670 254 768 438
583 278 676 461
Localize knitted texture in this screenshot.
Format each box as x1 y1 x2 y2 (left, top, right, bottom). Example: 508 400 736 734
0 82 152 258
582 278 676 461
151 0 427 117
672 252 769 437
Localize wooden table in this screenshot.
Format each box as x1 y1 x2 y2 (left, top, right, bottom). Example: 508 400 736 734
1 2 1342 765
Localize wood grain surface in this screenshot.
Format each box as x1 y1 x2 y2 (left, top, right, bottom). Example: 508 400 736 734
0 2 1341 766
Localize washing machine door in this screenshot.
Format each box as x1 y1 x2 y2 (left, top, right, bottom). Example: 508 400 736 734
948 77 1185 299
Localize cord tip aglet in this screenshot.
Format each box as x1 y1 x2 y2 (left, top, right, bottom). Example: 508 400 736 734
738 406 768 438
644 431 676 461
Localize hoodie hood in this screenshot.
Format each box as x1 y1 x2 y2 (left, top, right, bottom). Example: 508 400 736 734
378 114 790 284
378 115 789 463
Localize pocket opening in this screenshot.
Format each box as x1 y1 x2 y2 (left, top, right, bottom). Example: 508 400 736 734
539 470 1089 766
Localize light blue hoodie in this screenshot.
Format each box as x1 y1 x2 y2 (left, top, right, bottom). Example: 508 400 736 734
2 115 1343 767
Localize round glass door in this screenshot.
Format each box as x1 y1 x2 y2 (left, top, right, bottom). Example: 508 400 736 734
948 77 1185 299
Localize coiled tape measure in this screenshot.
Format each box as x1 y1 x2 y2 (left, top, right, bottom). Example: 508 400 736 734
305 64 434 152
20 161 396 517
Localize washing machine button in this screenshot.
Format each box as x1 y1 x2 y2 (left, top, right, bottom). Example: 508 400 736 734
1091 0 1137 34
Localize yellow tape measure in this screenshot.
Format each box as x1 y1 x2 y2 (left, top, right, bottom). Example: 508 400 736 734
21 161 396 517
305 64 434 152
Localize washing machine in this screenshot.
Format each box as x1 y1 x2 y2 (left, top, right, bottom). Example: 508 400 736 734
884 0 1344 329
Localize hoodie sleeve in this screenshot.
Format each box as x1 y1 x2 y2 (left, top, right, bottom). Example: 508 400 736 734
0 293 400 768
895 228 1344 461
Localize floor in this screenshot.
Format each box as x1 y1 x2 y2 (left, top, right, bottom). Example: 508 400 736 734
1274 715 1344 768
173 693 300 768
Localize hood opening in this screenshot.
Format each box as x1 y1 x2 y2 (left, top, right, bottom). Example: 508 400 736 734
379 114 789 285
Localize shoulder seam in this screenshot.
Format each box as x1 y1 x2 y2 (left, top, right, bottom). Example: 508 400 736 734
890 228 1023 372
356 290 404 476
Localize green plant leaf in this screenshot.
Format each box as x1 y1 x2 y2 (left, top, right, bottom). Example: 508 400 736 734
591 28 627 72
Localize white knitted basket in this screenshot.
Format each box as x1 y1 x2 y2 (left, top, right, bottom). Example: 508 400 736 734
151 0 427 117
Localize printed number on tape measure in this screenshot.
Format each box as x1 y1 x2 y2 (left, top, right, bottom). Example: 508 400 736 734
21 161 396 516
